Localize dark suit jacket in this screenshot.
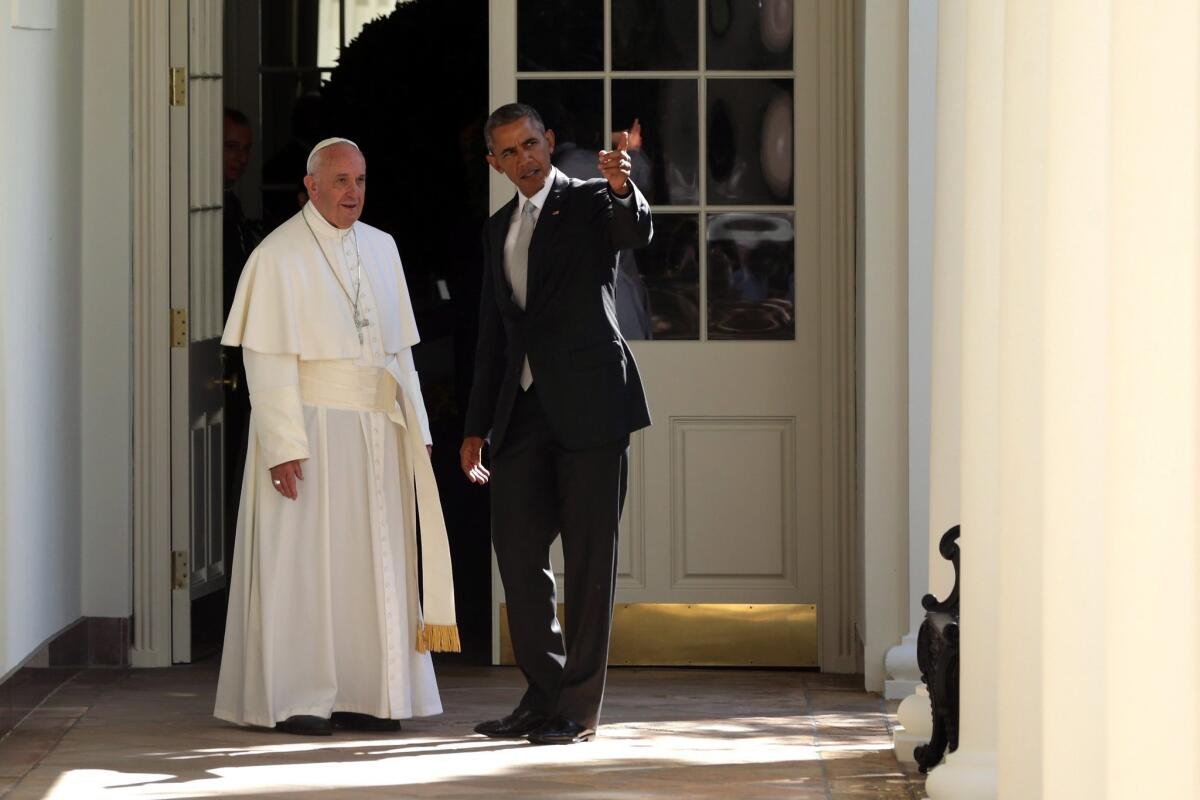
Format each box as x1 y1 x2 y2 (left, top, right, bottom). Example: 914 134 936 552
465 171 653 455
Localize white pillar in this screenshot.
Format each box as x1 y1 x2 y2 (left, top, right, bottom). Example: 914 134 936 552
858 0 910 695
885 0 938 709
888 0 939 765
894 0 960 764
924 0 964 621
926 2 1200 797
925 1 1002 796
995 2 1050 796
1027 1 1200 796
1101 3 1200 792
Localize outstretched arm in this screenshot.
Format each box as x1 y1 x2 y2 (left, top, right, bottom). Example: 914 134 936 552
599 132 652 252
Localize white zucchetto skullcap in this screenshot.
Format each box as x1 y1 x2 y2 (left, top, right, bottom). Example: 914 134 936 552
306 137 361 175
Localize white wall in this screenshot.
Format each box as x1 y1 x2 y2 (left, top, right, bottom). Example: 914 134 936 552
856 0 911 692
80 2 133 619
0 4 87 675
0 1 134 676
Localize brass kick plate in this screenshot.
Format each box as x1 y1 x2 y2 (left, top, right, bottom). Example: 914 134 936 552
500 602 818 667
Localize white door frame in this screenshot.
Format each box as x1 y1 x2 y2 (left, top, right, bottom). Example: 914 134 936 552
485 0 858 673
130 0 226 668
131 0 858 673
131 0 174 668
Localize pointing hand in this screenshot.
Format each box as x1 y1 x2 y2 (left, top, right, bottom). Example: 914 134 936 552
598 130 632 196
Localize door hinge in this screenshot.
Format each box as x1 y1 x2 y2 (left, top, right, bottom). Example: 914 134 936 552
172 550 189 590
170 66 187 107
171 308 188 348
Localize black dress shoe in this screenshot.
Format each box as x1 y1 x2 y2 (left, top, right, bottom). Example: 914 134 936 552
332 712 402 732
276 715 332 736
473 708 549 738
527 716 595 745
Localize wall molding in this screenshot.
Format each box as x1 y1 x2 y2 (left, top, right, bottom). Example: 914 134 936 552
130 0 173 668
0 616 131 740
616 431 647 590
669 416 799 592
818 0 860 673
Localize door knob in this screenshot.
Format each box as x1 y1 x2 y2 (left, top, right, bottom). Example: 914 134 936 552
213 374 240 392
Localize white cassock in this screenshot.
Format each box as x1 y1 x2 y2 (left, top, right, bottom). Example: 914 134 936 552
214 201 444 727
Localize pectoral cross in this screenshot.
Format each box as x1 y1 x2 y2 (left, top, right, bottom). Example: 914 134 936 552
354 312 371 344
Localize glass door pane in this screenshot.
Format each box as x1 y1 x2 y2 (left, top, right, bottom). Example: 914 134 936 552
612 79 699 206
612 0 699 70
518 0 604 71
706 212 794 340
706 79 793 205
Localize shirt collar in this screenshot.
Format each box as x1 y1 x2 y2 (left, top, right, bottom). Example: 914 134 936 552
303 200 356 240
517 166 558 215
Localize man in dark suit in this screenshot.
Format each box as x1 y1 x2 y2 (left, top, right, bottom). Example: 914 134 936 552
461 103 652 745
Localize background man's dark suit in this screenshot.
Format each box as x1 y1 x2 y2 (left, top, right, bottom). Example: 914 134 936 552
465 169 652 732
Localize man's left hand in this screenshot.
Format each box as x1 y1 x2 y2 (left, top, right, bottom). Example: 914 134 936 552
598 131 632 196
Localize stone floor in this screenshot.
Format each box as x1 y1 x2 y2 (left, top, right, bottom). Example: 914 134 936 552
0 659 925 799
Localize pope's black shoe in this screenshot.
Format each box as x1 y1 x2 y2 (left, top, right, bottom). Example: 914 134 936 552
332 712 402 732
473 708 548 739
527 716 595 745
276 715 332 736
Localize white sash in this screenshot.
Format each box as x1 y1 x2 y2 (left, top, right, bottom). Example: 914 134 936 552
297 358 460 653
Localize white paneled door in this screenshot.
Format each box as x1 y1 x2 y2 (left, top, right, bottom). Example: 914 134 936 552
169 0 228 664
487 0 857 671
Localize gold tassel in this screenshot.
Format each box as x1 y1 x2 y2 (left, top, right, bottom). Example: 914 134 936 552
416 624 462 654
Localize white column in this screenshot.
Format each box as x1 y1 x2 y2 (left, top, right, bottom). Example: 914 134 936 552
888 0 938 765
885 0 938 709
995 1 1050 796
1101 3 1199 792
1028 1 1200 796
895 0 966 768
924 0 964 625
858 0 910 694
926 2 1200 797
926 0 1002 795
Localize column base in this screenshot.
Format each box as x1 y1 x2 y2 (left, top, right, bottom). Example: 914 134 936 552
894 686 932 764
884 631 922 699
886 677 922 698
924 748 997 799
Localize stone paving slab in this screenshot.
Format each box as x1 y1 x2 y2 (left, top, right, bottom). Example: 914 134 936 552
0 661 926 799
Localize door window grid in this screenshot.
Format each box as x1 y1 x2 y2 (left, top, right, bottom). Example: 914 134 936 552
516 0 798 341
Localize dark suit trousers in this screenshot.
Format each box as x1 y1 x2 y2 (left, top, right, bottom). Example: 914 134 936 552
490 386 628 730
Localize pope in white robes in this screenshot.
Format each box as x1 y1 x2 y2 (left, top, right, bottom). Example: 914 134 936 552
215 137 458 735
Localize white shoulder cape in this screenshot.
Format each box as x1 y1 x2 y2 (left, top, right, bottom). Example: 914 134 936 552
222 209 420 358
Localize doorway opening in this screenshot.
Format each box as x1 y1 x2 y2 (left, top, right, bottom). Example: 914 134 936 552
191 0 492 665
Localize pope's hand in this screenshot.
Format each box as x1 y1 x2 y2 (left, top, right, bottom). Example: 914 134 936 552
269 459 304 500
460 436 491 485
598 131 632 196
